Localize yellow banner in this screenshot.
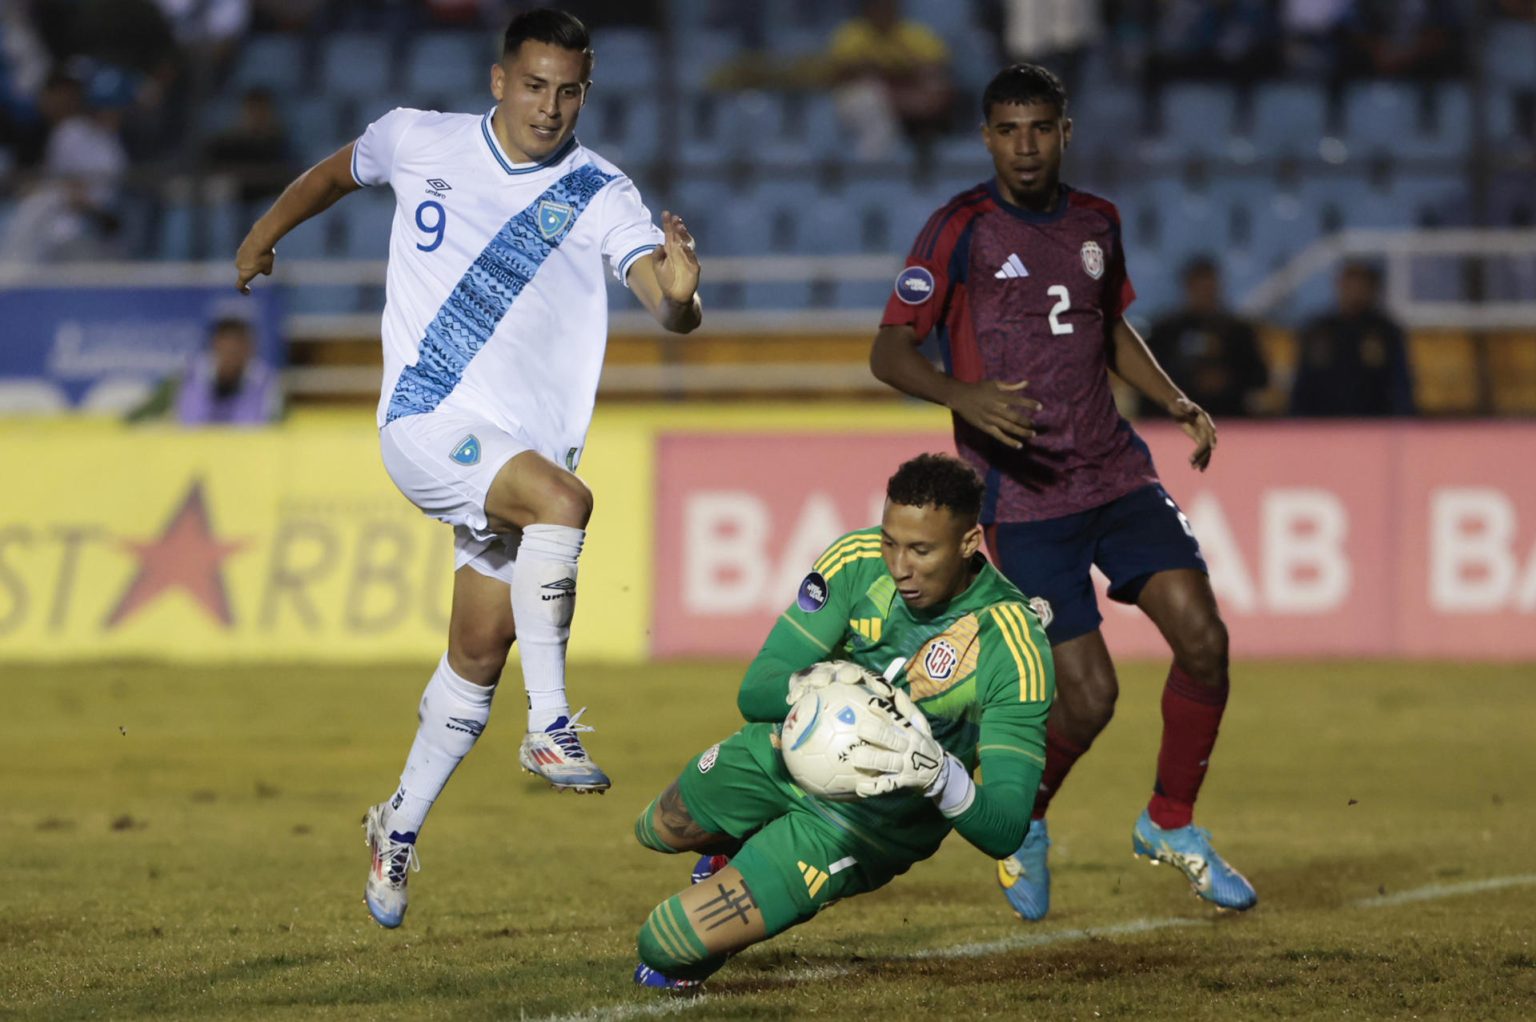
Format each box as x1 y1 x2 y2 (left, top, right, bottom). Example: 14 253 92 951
0 403 944 663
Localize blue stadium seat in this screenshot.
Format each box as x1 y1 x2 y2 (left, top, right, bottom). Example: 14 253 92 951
673 29 743 90
1487 20 1536 86
1385 174 1467 227
1247 83 1328 158
591 29 660 91
276 216 329 259
1068 84 1142 156
743 280 814 310
736 178 819 252
1292 176 1396 231
668 176 738 255
286 95 344 166
340 190 396 258
406 32 490 98
1160 85 1238 158
833 278 892 310
1342 83 1418 158
230 35 306 92
800 195 863 255
320 33 394 99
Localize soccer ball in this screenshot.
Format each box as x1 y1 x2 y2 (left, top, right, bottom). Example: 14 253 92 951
780 675 891 801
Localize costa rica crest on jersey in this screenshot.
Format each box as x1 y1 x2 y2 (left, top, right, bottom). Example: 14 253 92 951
1080 240 1105 280
922 638 959 681
536 199 575 240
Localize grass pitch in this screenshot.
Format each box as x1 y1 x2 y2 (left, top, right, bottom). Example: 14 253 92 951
6 659 1535 1020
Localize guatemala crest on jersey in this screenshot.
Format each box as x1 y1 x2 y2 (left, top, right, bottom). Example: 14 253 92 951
1080 240 1105 280
536 199 575 240
894 265 935 304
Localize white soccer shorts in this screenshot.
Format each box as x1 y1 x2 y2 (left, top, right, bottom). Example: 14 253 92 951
379 411 541 585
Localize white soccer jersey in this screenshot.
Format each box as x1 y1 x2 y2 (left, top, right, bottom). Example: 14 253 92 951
352 107 663 463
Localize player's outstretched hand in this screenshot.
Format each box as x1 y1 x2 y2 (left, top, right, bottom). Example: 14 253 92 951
1168 395 1217 471
235 234 275 294
653 210 700 303
949 378 1041 450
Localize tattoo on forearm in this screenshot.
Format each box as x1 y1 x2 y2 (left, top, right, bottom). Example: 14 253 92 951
696 879 757 931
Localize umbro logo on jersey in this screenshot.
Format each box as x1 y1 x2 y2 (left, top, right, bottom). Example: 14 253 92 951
426 178 451 191
994 253 1029 279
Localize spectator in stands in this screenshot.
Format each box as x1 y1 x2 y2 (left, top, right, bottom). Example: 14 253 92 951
203 86 293 213
992 0 1102 98
826 0 955 160
128 316 282 426
1146 256 1270 418
1145 0 1281 88
1338 0 1466 80
1289 261 1416 417
0 63 129 262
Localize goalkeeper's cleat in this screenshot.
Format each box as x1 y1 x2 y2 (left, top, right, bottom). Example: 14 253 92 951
997 817 1051 921
362 802 420 928
518 708 611 793
1132 809 1257 911
633 963 703 991
691 854 730 885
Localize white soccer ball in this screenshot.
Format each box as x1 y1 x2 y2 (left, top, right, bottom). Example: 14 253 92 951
780 674 891 801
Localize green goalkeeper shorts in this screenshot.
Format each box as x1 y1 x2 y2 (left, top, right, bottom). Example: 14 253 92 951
674 722 910 936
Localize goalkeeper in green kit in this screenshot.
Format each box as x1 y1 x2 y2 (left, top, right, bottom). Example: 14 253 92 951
632 453 1055 989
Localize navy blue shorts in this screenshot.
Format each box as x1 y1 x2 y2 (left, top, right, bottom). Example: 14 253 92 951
986 484 1206 645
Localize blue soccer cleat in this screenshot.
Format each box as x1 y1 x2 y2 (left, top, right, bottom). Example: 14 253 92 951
1132 809 1257 911
634 963 703 991
691 854 730 885
362 802 420 928
997 817 1051 921
518 708 611 793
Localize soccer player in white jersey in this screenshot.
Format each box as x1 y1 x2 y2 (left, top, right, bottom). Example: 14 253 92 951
233 9 701 928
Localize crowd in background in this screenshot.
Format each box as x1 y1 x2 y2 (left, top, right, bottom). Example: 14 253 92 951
0 0 1532 421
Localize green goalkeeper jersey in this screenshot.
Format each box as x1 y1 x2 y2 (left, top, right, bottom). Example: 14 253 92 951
736 527 1054 864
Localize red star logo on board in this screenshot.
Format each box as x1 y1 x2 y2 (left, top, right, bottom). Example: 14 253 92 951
105 480 247 629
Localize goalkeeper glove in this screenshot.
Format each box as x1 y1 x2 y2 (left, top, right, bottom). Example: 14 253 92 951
785 660 881 706
848 707 976 817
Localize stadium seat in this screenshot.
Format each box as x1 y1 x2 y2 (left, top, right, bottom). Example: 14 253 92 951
406 32 490 98
1247 83 1329 158
1343 83 1420 159
286 95 344 166
672 29 742 90
319 33 395 99
230 34 307 92
799 195 863 255
1160 85 1238 159
1068 84 1142 156
340 191 397 258
590 29 660 91
1144 179 1228 264
1487 19 1536 87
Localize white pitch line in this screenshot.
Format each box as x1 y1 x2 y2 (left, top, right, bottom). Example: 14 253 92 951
534 873 1536 1022
1352 873 1536 909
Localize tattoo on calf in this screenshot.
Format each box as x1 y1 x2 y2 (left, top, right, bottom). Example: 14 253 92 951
696 879 757 931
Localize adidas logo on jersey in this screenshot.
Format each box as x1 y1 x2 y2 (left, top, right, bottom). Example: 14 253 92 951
994 254 1029 279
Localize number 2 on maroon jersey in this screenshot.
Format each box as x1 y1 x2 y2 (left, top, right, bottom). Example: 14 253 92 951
1047 284 1073 336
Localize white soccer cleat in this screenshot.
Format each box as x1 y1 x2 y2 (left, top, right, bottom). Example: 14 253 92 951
362 802 420 928
518 708 611 793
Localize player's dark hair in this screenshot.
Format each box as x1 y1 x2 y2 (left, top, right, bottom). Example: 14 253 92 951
982 63 1067 120
210 317 253 339
887 454 984 523
502 8 591 64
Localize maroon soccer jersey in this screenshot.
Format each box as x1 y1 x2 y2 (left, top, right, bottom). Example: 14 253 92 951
882 181 1159 524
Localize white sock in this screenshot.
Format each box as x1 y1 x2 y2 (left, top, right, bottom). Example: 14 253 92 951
384 654 495 840
510 523 584 731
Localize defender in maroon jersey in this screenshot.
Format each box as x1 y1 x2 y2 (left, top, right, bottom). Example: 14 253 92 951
870 64 1256 918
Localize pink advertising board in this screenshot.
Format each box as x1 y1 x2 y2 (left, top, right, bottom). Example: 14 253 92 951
652 424 1536 660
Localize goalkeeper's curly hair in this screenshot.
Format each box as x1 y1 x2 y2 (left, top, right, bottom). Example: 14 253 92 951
886 453 984 524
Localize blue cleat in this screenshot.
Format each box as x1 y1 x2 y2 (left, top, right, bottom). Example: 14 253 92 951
997 817 1051 921
691 854 730 885
362 802 420 928
518 708 611 793
1132 809 1257 911
634 963 702 991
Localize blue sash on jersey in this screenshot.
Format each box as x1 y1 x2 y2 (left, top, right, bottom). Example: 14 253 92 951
384 163 616 424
